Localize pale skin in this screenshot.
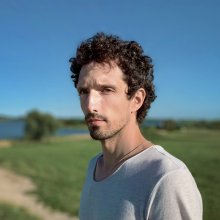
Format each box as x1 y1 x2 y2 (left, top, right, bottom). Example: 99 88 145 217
77 62 153 181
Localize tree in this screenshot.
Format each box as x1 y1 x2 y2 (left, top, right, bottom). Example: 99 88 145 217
25 110 60 141
163 119 179 131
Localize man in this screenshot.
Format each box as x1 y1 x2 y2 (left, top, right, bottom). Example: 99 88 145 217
69 33 203 220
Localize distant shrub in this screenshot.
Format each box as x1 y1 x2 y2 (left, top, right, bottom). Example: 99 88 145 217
25 110 60 141
162 120 180 131
208 121 220 129
59 118 85 127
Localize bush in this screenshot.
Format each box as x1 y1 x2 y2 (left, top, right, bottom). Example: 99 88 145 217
162 120 179 131
25 110 60 141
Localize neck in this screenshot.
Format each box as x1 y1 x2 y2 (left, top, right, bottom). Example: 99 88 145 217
99 123 152 173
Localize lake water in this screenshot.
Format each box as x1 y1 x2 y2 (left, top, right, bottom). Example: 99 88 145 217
0 120 88 140
0 119 162 140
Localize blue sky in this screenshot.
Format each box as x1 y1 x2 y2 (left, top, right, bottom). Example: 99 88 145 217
1 0 220 120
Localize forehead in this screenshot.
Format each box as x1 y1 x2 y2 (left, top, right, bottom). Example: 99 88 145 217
77 62 126 88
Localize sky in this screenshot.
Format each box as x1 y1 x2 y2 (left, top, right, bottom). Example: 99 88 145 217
0 0 220 120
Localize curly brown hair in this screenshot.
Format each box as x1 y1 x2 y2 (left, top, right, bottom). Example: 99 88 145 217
69 32 156 123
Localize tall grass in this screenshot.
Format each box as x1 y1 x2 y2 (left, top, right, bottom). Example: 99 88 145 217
0 129 219 219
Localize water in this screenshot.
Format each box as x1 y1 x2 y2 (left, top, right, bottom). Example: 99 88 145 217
0 120 88 140
0 120 25 139
0 119 163 140
56 128 89 136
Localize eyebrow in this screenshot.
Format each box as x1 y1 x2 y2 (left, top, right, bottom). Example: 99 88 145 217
98 84 117 90
77 84 117 91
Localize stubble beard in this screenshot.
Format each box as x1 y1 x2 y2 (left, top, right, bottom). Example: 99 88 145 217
88 122 126 140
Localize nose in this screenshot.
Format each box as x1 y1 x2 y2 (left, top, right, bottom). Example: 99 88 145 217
83 90 100 114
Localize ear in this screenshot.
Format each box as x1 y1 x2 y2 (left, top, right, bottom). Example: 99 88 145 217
130 88 146 113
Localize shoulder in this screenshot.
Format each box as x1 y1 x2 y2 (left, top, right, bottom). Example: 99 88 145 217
144 146 203 219
131 145 187 177
146 168 203 219
149 145 187 170
142 145 199 188
124 145 194 193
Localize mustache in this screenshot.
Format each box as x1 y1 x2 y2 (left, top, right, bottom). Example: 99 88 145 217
85 113 106 122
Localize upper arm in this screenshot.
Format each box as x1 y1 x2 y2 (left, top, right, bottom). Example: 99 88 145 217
146 169 203 220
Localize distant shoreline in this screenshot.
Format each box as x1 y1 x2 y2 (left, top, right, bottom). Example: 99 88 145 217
0 120 89 140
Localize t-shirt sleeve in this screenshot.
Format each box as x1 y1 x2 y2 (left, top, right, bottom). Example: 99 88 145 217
146 169 203 220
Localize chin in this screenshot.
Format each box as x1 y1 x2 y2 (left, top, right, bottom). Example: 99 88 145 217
89 131 109 140
89 126 123 140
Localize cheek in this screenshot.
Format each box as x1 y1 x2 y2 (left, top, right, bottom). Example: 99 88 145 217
80 98 87 113
109 98 131 115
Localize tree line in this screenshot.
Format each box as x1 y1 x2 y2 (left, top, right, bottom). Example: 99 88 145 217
24 110 220 141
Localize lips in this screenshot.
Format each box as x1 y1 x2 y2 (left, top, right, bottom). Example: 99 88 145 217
87 118 105 126
85 113 106 126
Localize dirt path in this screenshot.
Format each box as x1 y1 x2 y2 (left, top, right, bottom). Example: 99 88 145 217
0 140 11 148
0 167 78 220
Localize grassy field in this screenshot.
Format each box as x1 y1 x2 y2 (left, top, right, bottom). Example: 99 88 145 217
0 129 219 219
0 203 40 220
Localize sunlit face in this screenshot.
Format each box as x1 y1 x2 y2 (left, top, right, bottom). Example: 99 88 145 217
77 62 133 140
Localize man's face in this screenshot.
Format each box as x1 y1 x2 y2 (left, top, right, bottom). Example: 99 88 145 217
77 62 133 140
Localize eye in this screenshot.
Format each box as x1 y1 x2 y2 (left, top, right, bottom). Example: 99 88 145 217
101 87 114 94
103 88 112 92
78 88 89 96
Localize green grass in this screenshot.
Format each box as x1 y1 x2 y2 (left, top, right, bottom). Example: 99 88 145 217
0 203 41 220
0 129 219 219
0 139 100 216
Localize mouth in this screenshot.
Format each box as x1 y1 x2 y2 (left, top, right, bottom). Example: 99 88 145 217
85 113 106 127
87 118 105 126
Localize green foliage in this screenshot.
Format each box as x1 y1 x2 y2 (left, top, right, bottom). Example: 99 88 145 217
0 130 219 219
59 118 85 128
143 119 220 130
0 203 41 220
193 120 220 130
162 119 180 130
173 120 220 130
25 110 60 141
141 127 164 141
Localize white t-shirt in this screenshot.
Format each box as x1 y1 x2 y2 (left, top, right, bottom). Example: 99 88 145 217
79 145 203 220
